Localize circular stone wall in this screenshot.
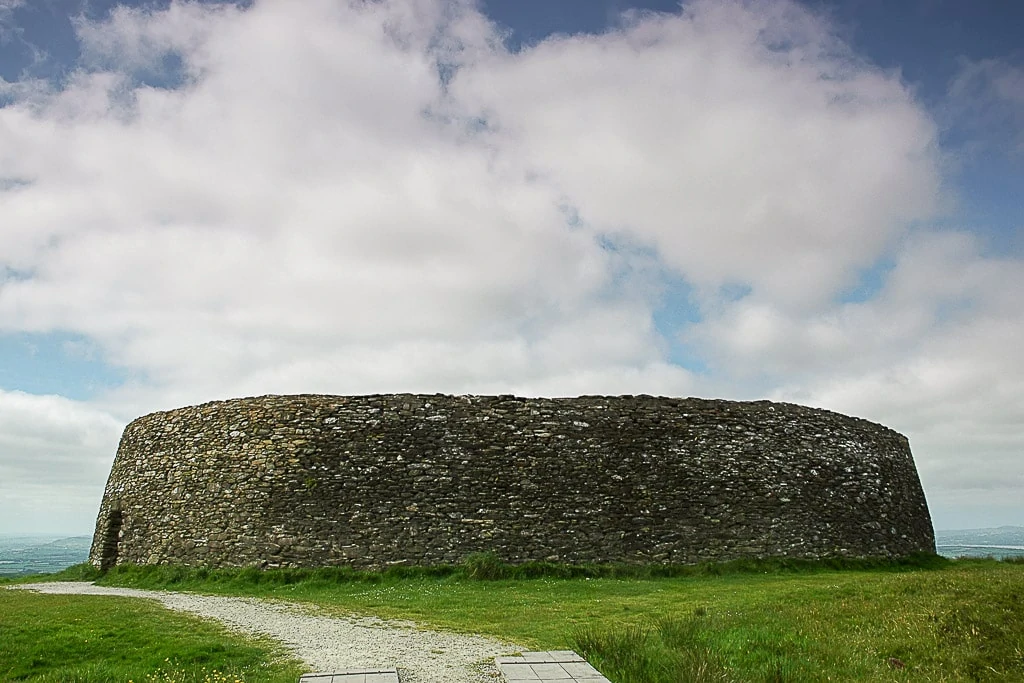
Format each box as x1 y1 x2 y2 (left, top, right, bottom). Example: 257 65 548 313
89 394 935 569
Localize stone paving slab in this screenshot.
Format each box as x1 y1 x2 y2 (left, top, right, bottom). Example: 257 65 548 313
299 669 399 683
496 651 611 682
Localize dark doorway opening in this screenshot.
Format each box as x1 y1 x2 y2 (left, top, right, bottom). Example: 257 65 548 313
98 508 123 571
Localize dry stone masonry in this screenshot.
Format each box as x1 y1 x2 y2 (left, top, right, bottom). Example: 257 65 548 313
89 394 935 570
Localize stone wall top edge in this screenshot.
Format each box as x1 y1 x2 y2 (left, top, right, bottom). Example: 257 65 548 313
120 393 907 440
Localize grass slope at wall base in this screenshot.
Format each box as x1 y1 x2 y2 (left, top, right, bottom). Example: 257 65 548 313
89 394 935 570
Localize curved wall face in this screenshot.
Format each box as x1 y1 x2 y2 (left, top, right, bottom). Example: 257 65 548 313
89 394 934 569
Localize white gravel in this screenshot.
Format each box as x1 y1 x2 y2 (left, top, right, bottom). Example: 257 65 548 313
11 582 521 683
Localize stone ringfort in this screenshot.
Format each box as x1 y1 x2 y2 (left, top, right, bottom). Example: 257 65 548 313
89 393 935 570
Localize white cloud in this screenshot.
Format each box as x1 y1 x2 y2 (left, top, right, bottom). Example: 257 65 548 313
1 0 942 380
0 390 123 534
449 0 942 310
72 0 238 74
948 57 1024 154
0 0 641 407
0 0 25 54
0 0 24 27
0 0 1019 531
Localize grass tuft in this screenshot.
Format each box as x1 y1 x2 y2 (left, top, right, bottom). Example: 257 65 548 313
463 552 508 580
571 615 733 683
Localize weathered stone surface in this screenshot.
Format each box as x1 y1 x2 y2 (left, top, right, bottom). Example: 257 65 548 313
89 394 935 569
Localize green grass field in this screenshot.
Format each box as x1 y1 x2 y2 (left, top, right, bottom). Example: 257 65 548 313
3 556 1023 682
0 588 305 683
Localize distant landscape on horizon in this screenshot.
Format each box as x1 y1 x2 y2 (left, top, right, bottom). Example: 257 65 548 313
3 527 1023 578
0 534 92 576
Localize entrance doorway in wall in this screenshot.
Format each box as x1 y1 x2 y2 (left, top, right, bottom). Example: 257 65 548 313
98 508 123 571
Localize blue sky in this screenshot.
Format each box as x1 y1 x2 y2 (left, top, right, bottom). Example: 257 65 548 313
0 0 1021 534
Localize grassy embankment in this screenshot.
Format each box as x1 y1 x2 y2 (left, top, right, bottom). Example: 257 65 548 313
3 554 1023 682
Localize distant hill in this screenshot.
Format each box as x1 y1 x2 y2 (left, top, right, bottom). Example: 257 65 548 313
935 526 1024 559
0 535 92 576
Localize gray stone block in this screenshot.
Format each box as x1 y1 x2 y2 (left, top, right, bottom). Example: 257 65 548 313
500 663 541 680
531 663 570 677
561 662 605 678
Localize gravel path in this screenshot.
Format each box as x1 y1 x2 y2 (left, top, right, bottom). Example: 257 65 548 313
12 582 521 683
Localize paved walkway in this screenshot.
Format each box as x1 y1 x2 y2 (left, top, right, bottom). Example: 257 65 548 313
496 651 612 682
298 650 610 682
299 670 399 683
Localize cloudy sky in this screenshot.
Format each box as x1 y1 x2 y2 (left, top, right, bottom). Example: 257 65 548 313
1 0 1021 535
